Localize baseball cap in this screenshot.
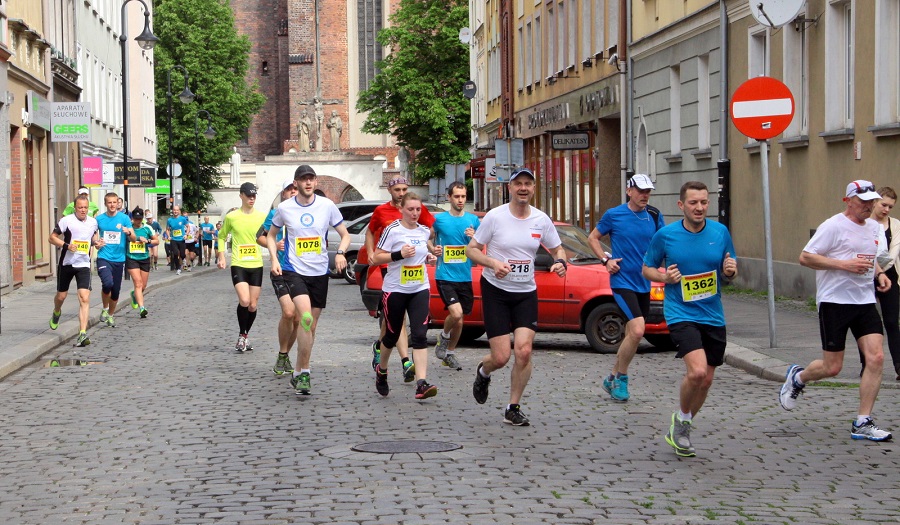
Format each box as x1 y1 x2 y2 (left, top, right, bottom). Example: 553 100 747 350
145 211 152 218
627 174 655 190
282 179 296 191
508 167 536 181
239 182 258 196
845 180 881 201
78 187 90 195
294 165 317 179
131 207 144 220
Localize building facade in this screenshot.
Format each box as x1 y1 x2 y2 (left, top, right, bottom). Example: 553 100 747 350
0 0 12 291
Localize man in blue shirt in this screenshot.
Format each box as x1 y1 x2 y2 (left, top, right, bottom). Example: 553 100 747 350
200 215 216 266
588 174 665 402
432 181 480 370
166 205 189 274
643 181 737 458
95 192 135 327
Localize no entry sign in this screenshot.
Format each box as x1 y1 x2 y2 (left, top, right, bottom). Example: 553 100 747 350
730 76 794 140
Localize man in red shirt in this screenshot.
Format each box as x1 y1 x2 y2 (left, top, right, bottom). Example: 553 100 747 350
365 176 436 381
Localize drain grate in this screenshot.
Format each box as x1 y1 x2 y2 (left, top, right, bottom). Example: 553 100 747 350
351 440 462 454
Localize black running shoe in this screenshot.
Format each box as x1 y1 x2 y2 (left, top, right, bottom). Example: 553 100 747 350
503 405 530 426
473 362 491 404
415 380 438 400
375 365 389 396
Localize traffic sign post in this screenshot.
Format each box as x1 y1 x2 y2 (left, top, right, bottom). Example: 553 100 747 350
730 76 795 349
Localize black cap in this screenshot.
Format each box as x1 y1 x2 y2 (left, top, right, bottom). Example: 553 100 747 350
239 182 258 196
294 165 317 179
131 207 144 220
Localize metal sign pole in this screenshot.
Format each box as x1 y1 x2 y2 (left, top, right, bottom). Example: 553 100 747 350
760 139 777 348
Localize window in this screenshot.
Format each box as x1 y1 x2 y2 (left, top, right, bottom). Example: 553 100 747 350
547 7 555 78
581 0 591 62
697 55 710 150
357 0 383 92
557 2 565 73
748 26 769 77
517 24 525 90
824 0 854 129
606 0 618 50
534 15 542 85
593 0 604 56
566 0 576 68
670 65 681 155
873 0 899 124
525 20 533 86
783 14 810 135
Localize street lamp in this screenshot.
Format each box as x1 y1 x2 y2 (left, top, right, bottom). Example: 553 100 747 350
120 0 159 211
193 109 216 202
166 65 195 212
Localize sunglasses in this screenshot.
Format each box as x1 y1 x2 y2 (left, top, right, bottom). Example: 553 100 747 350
849 184 875 195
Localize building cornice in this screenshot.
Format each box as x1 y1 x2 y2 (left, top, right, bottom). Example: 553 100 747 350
630 2 720 59
8 64 51 93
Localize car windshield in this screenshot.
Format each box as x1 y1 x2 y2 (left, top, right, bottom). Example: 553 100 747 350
346 215 371 234
555 224 607 262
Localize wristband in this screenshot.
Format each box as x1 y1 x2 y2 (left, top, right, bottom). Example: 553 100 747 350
555 258 567 269
600 257 609 265
391 250 404 262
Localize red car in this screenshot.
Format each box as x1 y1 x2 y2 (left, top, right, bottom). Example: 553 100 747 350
355 221 670 353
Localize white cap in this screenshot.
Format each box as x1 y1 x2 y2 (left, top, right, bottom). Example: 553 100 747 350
78 187 90 195
845 180 881 201
282 179 296 191
627 174 655 190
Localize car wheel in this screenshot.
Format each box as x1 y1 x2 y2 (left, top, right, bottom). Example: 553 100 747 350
584 303 626 354
342 253 358 284
458 326 485 343
644 334 675 351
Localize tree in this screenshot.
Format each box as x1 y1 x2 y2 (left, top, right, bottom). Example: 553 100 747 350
356 0 470 182
153 0 265 212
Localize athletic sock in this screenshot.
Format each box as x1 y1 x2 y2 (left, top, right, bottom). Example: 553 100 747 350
615 372 627 379
401 357 410 366
236 305 249 333
856 415 871 427
441 330 451 339
678 410 692 422
246 309 257 332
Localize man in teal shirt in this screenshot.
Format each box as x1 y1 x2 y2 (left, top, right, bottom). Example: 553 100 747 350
166 205 189 274
95 192 135 327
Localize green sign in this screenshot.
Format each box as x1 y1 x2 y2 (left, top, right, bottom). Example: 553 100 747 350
145 179 171 194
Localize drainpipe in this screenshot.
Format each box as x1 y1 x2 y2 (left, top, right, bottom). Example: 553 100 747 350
717 0 730 228
618 0 628 200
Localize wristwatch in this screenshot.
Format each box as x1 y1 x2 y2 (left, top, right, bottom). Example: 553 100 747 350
600 256 609 265
336 250 345 255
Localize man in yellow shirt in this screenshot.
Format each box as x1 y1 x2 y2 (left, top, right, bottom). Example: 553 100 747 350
217 182 267 352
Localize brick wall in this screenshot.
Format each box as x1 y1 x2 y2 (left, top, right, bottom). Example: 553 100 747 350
9 127 22 284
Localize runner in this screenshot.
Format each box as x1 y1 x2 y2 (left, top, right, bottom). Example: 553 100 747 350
872 187 899 380
431 181 480 371
588 173 665 401
95 192 135 328
49 194 100 347
366 176 436 382
62 187 100 217
183 215 198 272
370 192 439 399
218 182 267 353
214 221 223 261
126 207 159 318
780 180 892 442
466 167 567 426
267 166 351 395
257 179 300 377
642 181 737 457
201 215 216 266
167 205 188 274
146 211 162 271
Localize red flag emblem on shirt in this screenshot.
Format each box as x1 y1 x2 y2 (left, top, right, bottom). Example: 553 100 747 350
531 232 541 239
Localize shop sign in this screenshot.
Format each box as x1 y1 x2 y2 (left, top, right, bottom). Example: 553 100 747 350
551 132 590 150
25 90 51 131
50 102 92 142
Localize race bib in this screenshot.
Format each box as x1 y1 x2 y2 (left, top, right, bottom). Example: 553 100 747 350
507 259 533 282
295 236 322 256
129 241 146 254
443 245 467 264
237 244 260 261
172 229 183 237
72 240 90 254
103 231 121 244
681 271 717 302
400 264 425 285
857 253 876 279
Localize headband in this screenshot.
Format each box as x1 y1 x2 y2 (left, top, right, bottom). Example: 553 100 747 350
387 178 409 188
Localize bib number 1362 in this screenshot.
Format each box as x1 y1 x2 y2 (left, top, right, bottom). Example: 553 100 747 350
681 271 717 302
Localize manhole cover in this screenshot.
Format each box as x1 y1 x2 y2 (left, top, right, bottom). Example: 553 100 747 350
351 440 462 454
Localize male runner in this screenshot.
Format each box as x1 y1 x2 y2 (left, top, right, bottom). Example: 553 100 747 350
183 216 198 271
780 180 892 442
95 192 135 328
218 182 267 352
642 181 737 457
466 167 567 426
49 194 100 346
366 176 436 381
62 187 100 217
431 181 480 370
267 165 351 394
588 173 665 401
201 215 216 266
146 211 162 270
167 205 188 274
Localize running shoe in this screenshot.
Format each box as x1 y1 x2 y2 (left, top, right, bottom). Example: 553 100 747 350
130 291 138 309
664 412 696 457
415 380 438 400
100 310 116 328
503 405 530 426
235 334 247 353
291 372 311 395
442 353 462 371
402 360 416 383
371 340 381 371
851 418 892 442
176 269 181 276
779 364 805 411
244 337 254 352
273 352 294 375
375 365 389 396
603 375 629 402
434 334 451 360
473 362 491 404
74 331 91 347
49 310 61 330
187 265 192 272
140 307 148 319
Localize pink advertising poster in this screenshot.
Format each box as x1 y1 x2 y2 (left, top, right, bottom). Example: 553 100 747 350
82 156 102 185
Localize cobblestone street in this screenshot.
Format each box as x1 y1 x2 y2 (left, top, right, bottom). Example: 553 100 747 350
1 269 898 524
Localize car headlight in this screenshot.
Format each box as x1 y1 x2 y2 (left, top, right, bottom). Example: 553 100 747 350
650 284 665 301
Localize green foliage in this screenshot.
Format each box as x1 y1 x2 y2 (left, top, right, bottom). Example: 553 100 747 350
153 0 265 211
356 0 470 182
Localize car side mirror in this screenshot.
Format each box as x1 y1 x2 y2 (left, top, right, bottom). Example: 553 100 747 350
534 252 554 270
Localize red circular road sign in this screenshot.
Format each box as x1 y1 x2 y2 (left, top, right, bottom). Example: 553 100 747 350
730 76 795 140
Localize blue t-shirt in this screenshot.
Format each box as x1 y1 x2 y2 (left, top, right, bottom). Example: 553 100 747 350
597 203 665 293
200 222 215 241
433 212 481 282
96 212 132 263
262 209 286 265
149 220 162 235
167 216 188 241
643 219 736 327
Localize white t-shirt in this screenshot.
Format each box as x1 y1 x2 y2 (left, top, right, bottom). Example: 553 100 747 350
377 220 431 294
56 214 99 268
272 195 344 276
803 212 882 305
473 203 562 293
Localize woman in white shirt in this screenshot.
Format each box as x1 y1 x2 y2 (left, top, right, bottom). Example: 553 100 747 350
370 192 438 400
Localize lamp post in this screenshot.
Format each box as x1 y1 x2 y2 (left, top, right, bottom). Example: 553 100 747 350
120 0 159 211
193 109 216 206
166 65 195 213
